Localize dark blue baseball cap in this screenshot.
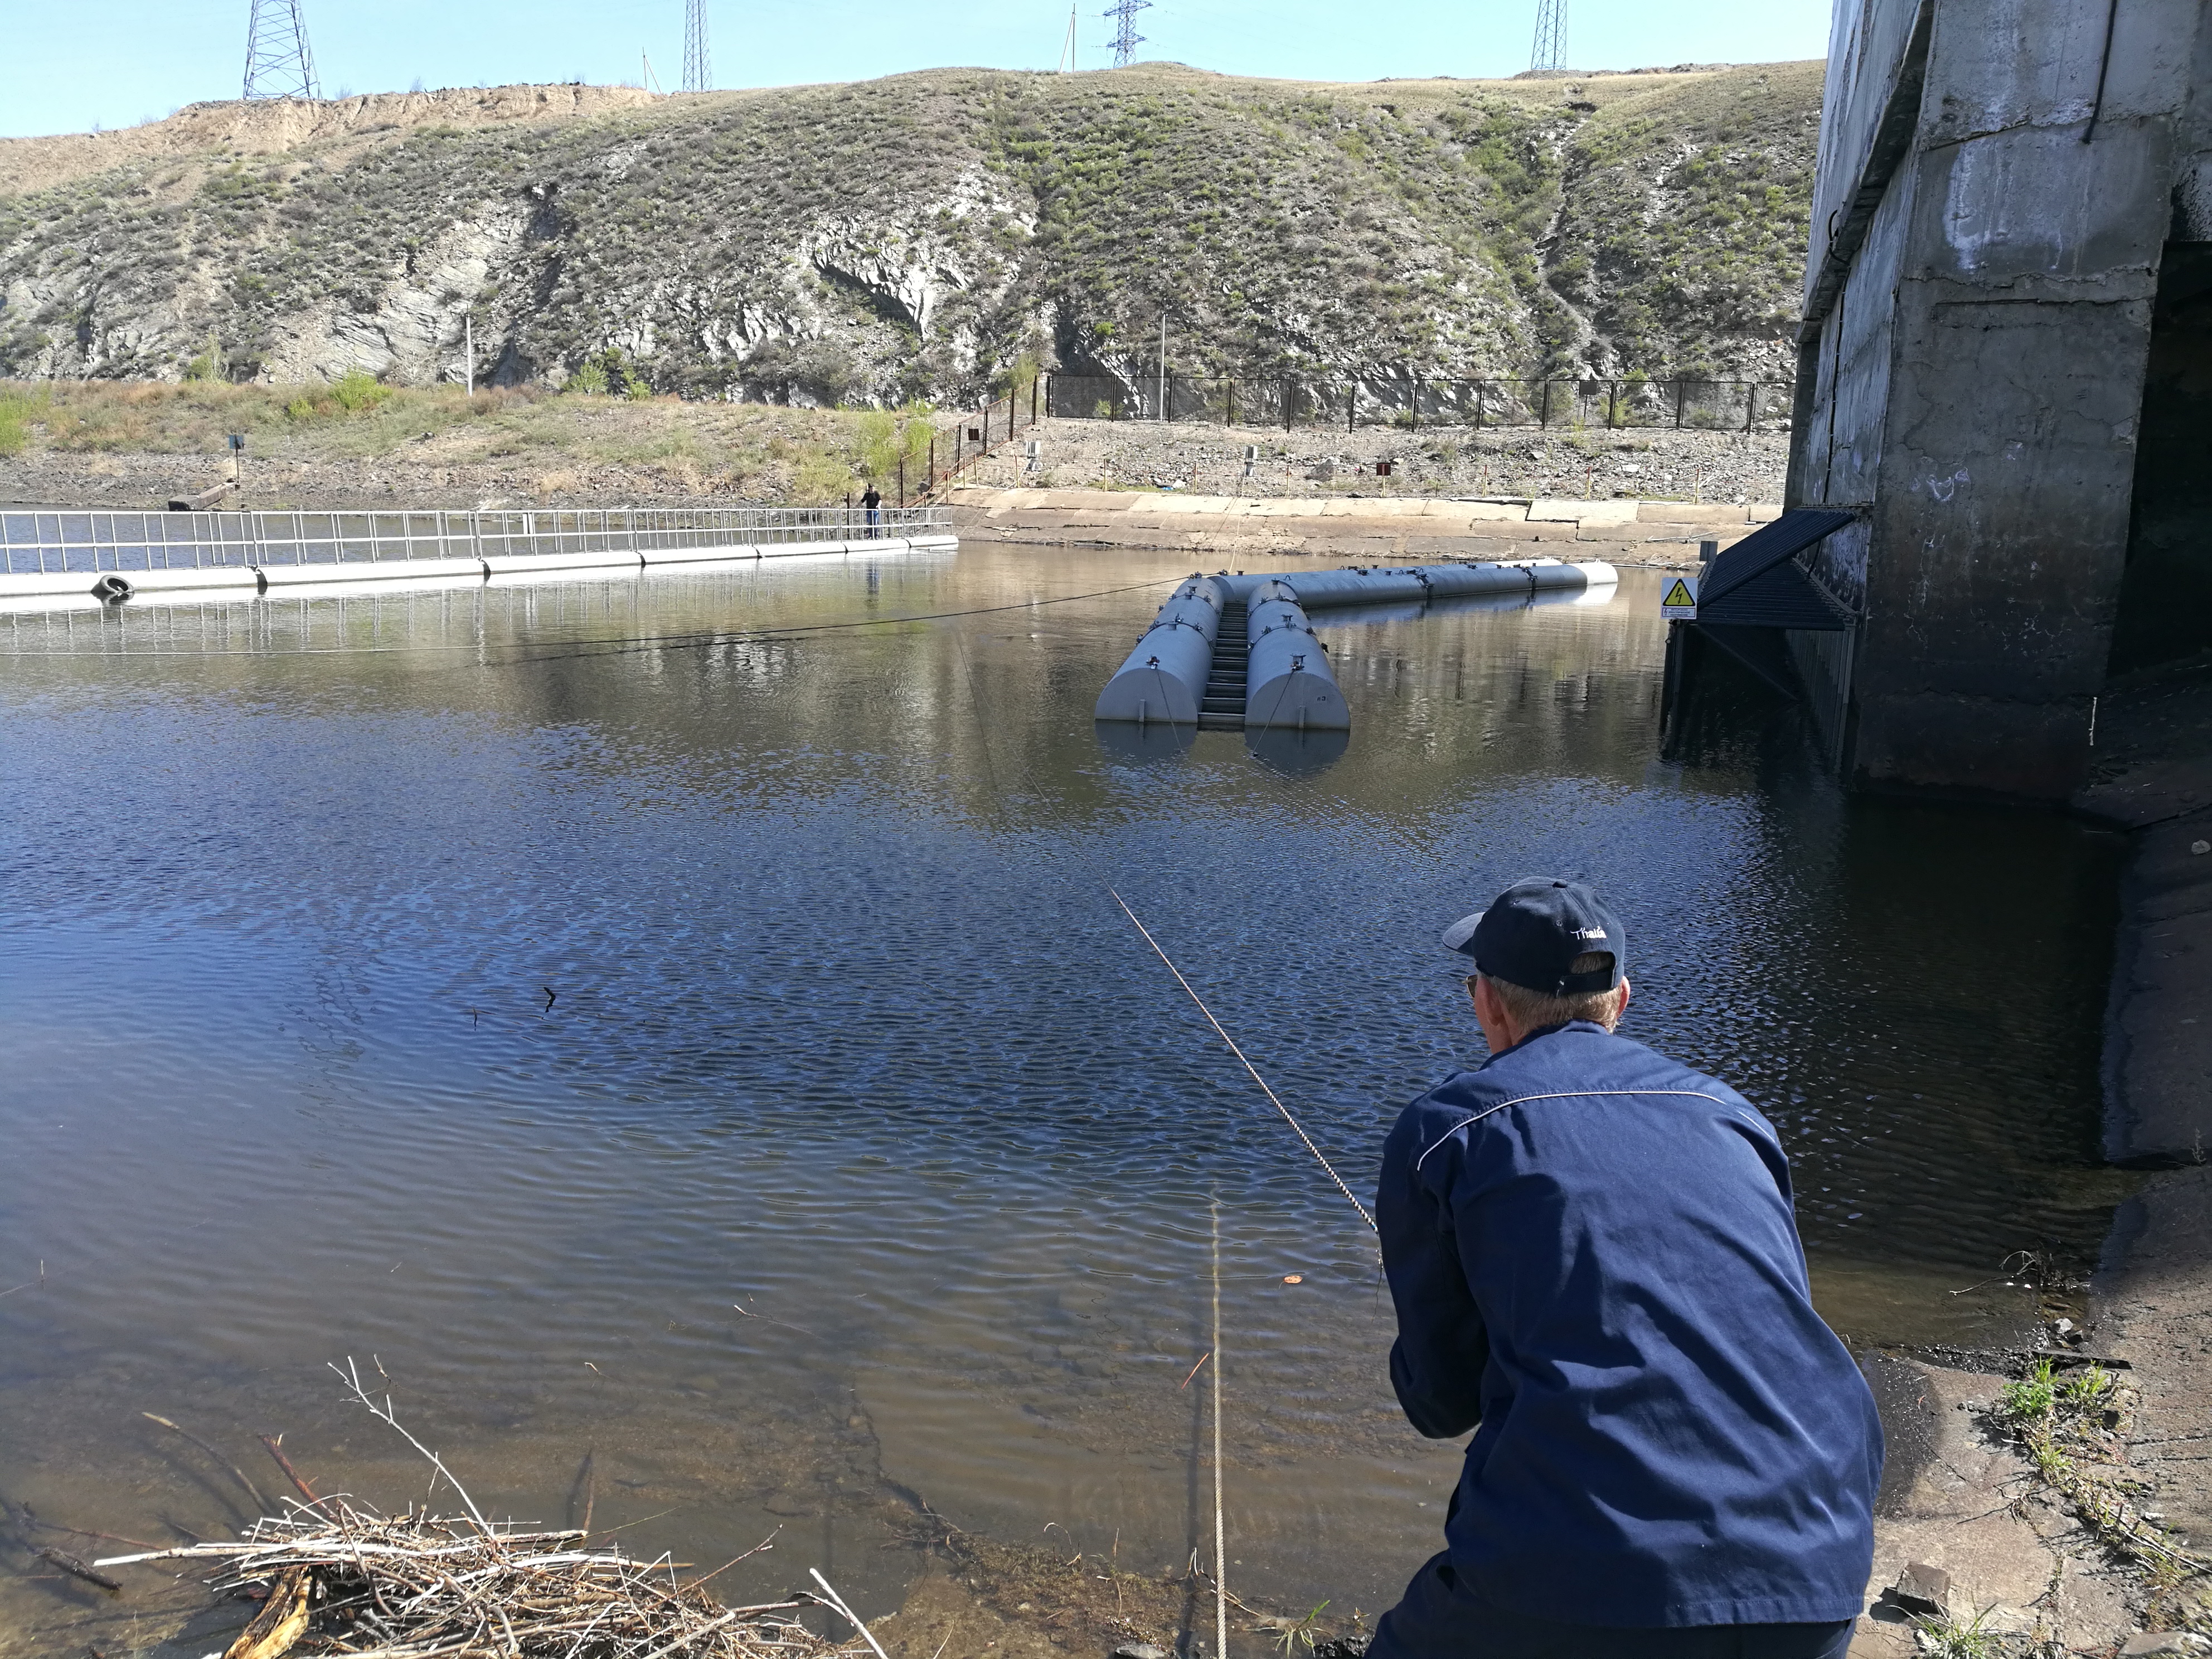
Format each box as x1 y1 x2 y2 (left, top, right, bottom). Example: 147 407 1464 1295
1440 877 1626 995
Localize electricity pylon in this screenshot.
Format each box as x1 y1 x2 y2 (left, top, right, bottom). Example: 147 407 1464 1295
1529 0 1566 72
1104 0 1149 68
243 0 320 101
682 0 711 91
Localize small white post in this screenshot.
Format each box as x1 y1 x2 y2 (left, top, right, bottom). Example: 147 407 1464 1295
464 314 474 398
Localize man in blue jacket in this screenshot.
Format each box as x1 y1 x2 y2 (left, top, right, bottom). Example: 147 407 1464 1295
1371 878 1881 1659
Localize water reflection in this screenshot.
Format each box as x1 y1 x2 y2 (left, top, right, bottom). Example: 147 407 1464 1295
0 551 2122 1655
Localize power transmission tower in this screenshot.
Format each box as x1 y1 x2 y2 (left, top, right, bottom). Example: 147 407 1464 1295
242 0 320 101
682 0 711 91
1529 0 1567 72
1103 0 1149 68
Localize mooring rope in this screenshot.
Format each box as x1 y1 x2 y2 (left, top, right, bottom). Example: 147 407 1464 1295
1109 889 1377 1234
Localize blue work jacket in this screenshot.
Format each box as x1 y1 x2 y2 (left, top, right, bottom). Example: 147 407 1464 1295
1376 1020 1881 1628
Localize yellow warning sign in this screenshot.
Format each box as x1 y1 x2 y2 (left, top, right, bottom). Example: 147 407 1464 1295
1660 576 1697 619
1662 579 1694 607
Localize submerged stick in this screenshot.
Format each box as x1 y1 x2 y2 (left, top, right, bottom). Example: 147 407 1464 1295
566 1449 596 1535
257 1435 320 1504
33 1545 122 1593
142 1414 271 1515
1209 1197 1227 1659
808 1569 890 1659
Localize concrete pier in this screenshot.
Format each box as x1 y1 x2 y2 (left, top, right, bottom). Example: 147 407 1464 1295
1788 0 2212 799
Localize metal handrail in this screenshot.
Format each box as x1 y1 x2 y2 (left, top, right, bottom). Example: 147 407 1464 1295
0 505 950 577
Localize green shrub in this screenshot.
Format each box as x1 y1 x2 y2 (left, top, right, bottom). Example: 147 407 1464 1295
569 360 610 396
331 367 388 412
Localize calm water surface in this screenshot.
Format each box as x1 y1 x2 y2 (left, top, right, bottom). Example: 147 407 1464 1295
0 549 2125 1653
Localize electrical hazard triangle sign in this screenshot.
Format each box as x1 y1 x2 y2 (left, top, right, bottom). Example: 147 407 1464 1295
1660 576 1697 619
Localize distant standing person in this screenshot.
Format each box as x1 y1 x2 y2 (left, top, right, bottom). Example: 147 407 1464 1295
861 484 882 537
1371 877 1882 1659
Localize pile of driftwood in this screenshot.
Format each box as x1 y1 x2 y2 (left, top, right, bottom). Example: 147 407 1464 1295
80 1362 879 1659
96 1505 865 1659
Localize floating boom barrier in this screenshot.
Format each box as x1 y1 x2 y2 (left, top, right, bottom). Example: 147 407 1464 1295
0 507 956 611
1094 558 1617 731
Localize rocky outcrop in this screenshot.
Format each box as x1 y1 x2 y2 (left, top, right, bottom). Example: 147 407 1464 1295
0 62 1822 404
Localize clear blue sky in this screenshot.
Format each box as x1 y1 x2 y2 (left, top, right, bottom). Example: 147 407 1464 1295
4 0 1830 139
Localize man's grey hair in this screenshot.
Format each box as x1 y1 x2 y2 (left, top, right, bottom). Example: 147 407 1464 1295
1482 952 1626 1034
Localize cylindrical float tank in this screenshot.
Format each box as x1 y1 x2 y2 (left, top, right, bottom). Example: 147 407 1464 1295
1215 559 1615 609
1093 576 1226 724
1245 581 1350 730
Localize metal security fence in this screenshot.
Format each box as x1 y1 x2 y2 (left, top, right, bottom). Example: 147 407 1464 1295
1042 373 1792 434
0 506 950 577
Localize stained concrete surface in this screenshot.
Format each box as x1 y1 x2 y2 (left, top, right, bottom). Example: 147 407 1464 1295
2083 659 2212 1602
1846 1361 2135 1656
944 487 1776 569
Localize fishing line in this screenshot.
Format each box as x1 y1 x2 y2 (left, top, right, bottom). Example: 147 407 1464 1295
1110 889 1377 1235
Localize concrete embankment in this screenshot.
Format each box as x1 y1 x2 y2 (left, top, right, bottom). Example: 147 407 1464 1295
2079 667 2212 1549
947 485 1777 569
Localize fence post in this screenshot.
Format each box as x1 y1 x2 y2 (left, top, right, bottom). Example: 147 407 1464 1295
899 453 906 508
1031 373 1040 426
1283 377 1292 430
1540 380 1552 428
1411 376 1419 432
929 431 938 492
1474 380 1485 432
1674 379 1685 429
1347 380 1356 433
1744 383 1758 433
1226 377 1235 426
1607 381 1619 430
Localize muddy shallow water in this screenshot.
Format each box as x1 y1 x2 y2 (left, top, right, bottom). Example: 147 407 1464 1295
0 549 2126 1654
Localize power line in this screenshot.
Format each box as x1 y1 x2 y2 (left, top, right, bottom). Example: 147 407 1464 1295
1103 0 1150 69
1529 0 1567 73
242 0 319 101
682 0 711 92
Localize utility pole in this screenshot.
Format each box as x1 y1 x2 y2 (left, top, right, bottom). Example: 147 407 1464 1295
242 0 320 100
1058 1 1079 71
1103 0 1150 69
1157 313 1168 422
1529 0 1567 72
682 0 711 91
642 51 663 93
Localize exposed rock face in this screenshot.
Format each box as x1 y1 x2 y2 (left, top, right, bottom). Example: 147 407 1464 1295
0 63 1821 404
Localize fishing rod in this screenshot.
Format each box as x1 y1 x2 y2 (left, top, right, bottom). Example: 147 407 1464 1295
1110 889 1377 1234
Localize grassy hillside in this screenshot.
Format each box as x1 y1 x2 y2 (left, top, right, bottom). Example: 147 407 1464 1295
0 62 1822 405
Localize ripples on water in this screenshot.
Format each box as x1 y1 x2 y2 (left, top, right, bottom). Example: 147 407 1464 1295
0 550 2124 1651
